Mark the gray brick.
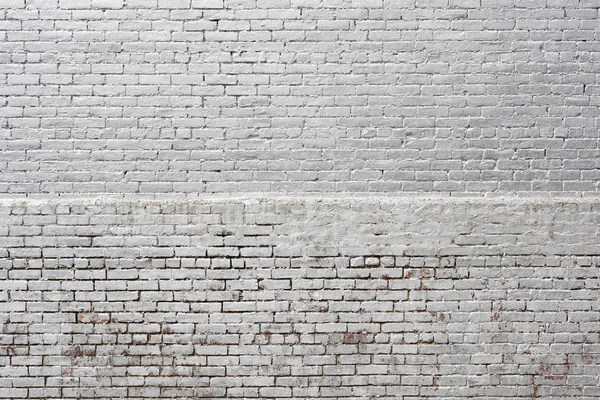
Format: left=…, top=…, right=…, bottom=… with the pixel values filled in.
left=0, top=0, right=598, bottom=395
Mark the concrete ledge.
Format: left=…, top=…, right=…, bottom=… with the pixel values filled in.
left=1, top=196, right=598, bottom=257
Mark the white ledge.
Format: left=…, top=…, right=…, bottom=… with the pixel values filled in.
left=0, top=193, right=600, bottom=206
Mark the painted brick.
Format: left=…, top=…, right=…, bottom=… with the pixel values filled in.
left=0, top=2, right=598, bottom=196
left=1, top=0, right=599, bottom=396
left=0, top=198, right=599, bottom=398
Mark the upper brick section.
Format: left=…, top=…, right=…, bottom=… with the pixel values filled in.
left=1, top=0, right=599, bottom=196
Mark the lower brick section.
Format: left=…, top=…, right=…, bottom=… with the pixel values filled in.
left=0, top=197, right=599, bottom=399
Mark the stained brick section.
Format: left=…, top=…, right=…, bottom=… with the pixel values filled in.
left=0, top=198, right=599, bottom=399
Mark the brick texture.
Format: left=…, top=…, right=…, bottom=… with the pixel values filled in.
left=1, top=0, right=600, bottom=398
left=1, top=198, right=600, bottom=399
left=0, top=0, right=599, bottom=196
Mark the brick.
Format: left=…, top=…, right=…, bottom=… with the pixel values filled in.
left=0, top=0, right=598, bottom=395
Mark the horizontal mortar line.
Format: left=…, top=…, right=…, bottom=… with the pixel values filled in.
left=1, top=193, right=600, bottom=206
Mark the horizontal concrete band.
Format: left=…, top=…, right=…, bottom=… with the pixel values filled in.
left=1, top=196, right=599, bottom=257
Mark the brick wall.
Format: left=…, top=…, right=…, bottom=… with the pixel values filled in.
left=1, top=0, right=599, bottom=196
left=1, top=198, right=600, bottom=398
left=1, top=0, right=600, bottom=399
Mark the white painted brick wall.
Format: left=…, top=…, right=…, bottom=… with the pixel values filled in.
left=0, top=0, right=599, bottom=196
left=1, top=198, right=600, bottom=399
left=1, top=0, right=600, bottom=398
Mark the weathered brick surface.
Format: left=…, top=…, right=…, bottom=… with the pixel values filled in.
left=1, top=198, right=599, bottom=399
left=0, top=1, right=599, bottom=196
left=2, top=0, right=600, bottom=398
